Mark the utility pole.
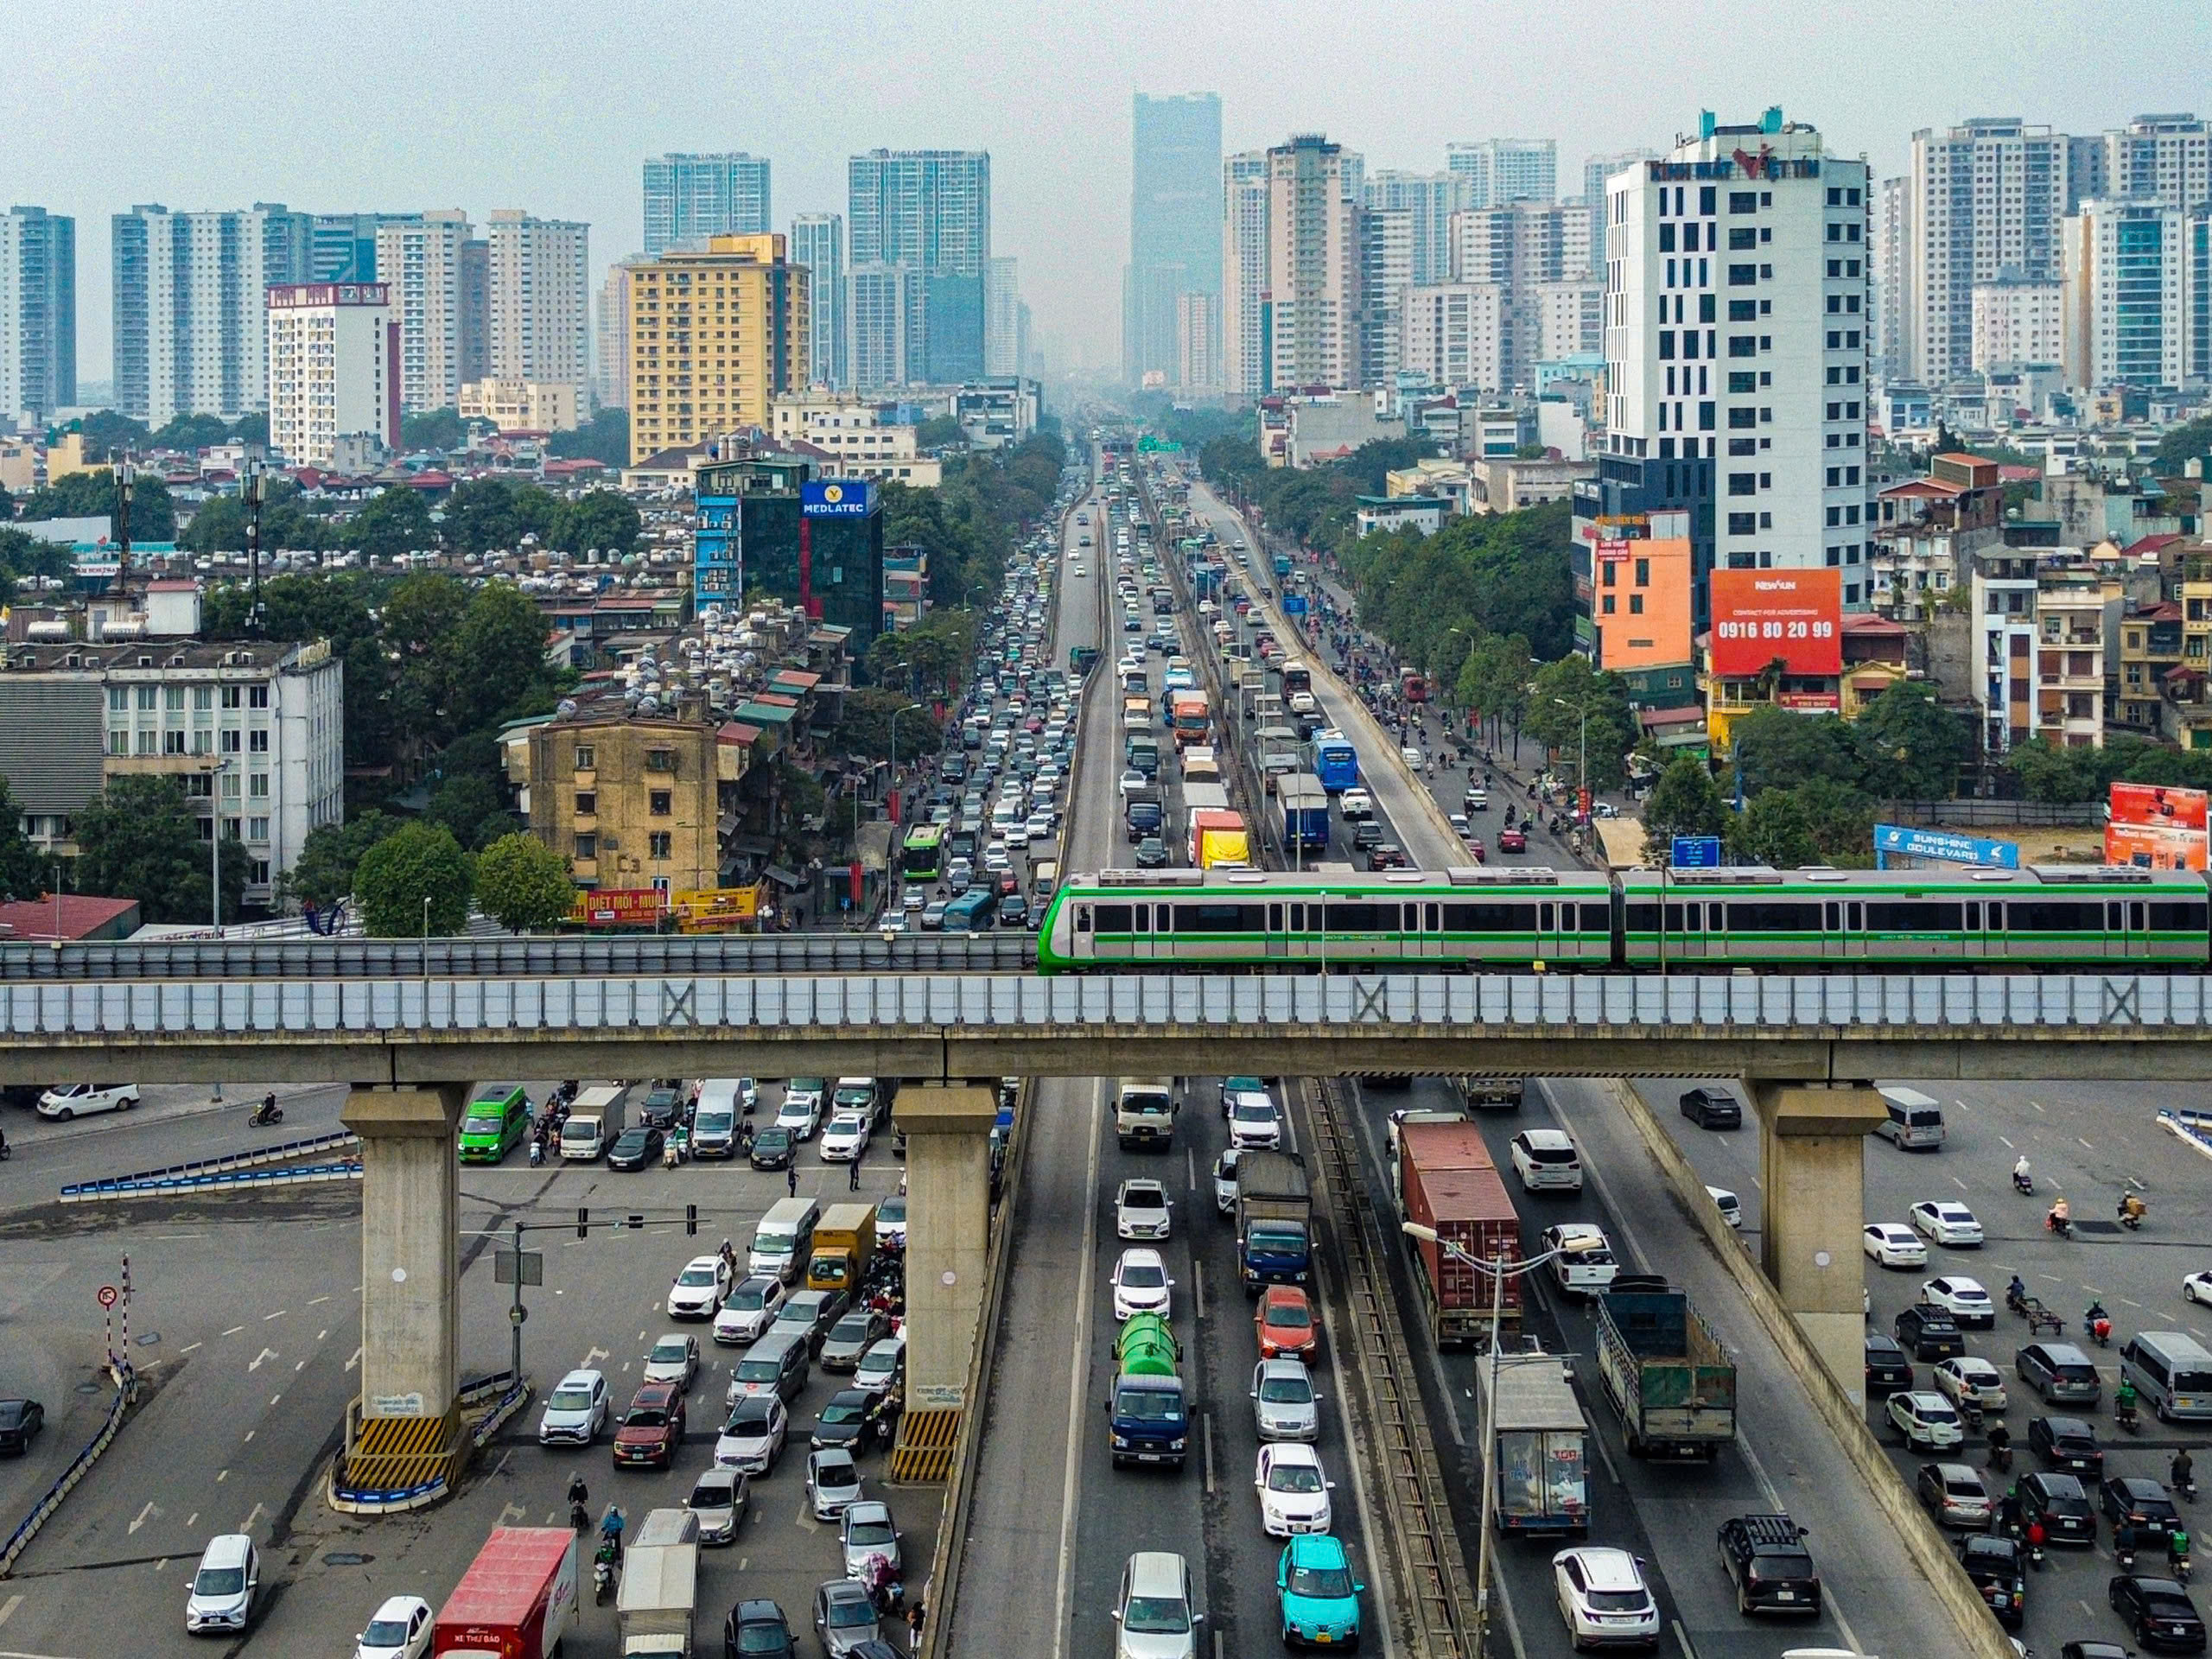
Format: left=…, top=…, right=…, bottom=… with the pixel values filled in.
left=242, top=456, right=268, bottom=638
left=111, top=460, right=136, bottom=601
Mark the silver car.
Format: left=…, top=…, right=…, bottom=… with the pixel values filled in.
left=683, top=1465, right=747, bottom=1545
left=536, top=1368, right=607, bottom=1446
left=807, top=1446, right=864, bottom=1521
left=818, top=1309, right=891, bottom=1373
left=715, top=1395, right=787, bottom=1474
left=838, top=1500, right=901, bottom=1580
left=1250, top=1358, right=1322, bottom=1443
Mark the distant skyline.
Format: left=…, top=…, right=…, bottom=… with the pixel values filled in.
left=11, top=0, right=2205, bottom=387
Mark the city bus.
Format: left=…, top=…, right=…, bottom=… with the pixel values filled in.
left=1306, top=729, right=1359, bottom=793
left=1280, top=659, right=1313, bottom=698
left=901, top=824, right=946, bottom=882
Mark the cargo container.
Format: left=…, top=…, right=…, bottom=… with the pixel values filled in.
left=1593, top=1276, right=1738, bottom=1459
left=1275, top=775, right=1330, bottom=854
left=1402, top=1151, right=1523, bottom=1347
left=433, top=1528, right=580, bottom=1659
left=1188, top=809, right=1250, bottom=870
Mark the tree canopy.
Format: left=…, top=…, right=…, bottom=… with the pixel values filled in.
left=354, top=821, right=475, bottom=937
left=346, top=485, right=435, bottom=562
left=0, top=776, right=51, bottom=901
left=1522, top=656, right=1639, bottom=792
left=399, top=408, right=469, bottom=452
left=72, top=776, right=245, bottom=925
left=474, top=832, right=575, bottom=933
left=547, top=408, right=629, bottom=467
left=18, top=468, right=175, bottom=542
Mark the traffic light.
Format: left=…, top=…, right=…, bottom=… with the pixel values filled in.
left=576, top=1206, right=588, bottom=1239
left=686, top=1204, right=698, bottom=1236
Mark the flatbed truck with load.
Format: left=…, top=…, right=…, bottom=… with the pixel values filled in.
left=1235, top=1148, right=1312, bottom=1294
left=1593, top=1275, right=1738, bottom=1459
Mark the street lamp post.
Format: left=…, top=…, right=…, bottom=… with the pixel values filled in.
left=1402, top=1221, right=1602, bottom=1652
left=1552, top=696, right=1588, bottom=804
left=241, top=457, right=269, bottom=638
left=887, top=702, right=924, bottom=829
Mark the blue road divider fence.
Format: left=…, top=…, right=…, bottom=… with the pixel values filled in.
left=59, top=1129, right=362, bottom=1202
left=0, top=1363, right=137, bottom=1577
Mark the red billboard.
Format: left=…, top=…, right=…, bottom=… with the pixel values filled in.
left=1708, top=569, right=1842, bottom=677
left=2107, top=782, right=2209, bottom=871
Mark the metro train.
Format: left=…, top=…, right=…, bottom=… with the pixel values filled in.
left=1032, top=861, right=2212, bottom=973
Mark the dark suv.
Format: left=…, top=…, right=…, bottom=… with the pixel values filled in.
left=2029, top=1415, right=2104, bottom=1476
left=1955, top=1534, right=2027, bottom=1627
left=2018, top=1342, right=2102, bottom=1405
left=2108, top=1575, right=2207, bottom=1653
left=1678, top=1087, right=1742, bottom=1129
left=2019, top=1471, right=2096, bottom=1543
left=1894, top=1302, right=1965, bottom=1362
left=1716, top=1513, right=1821, bottom=1616
left=1864, top=1333, right=1914, bottom=1394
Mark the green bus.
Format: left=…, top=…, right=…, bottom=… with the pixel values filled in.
left=901, top=824, right=946, bottom=881
left=457, top=1083, right=530, bottom=1163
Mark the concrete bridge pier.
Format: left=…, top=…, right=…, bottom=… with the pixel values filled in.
left=1750, top=1082, right=1888, bottom=1406
left=890, top=1082, right=997, bottom=1479
left=337, top=1083, right=469, bottom=1496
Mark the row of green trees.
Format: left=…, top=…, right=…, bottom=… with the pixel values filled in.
left=882, top=431, right=1066, bottom=611
left=1199, top=431, right=1432, bottom=550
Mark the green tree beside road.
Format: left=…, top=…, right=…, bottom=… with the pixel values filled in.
left=354, top=821, right=475, bottom=937
left=72, top=777, right=245, bottom=925
left=474, top=832, right=575, bottom=933
left=0, top=777, right=51, bottom=900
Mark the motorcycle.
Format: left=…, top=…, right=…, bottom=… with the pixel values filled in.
left=1987, top=1441, right=2013, bottom=1473
left=2012, top=1169, right=2035, bottom=1196
left=1956, top=1398, right=1985, bottom=1433
left=2120, top=1196, right=2148, bottom=1231
left=2087, top=1310, right=2112, bottom=1348
left=2026, top=1530, right=2047, bottom=1572
left=530, top=1140, right=544, bottom=1167
left=2118, top=1400, right=2143, bottom=1435
left=249, top=1098, right=284, bottom=1127
left=2045, top=1210, right=2072, bottom=1240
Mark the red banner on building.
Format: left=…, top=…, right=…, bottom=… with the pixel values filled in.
left=569, top=887, right=670, bottom=927
left=1708, top=569, right=1842, bottom=677
left=2107, top=782, right=2209, bottom=870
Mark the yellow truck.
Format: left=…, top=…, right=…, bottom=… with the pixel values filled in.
left=807, top=1202, right=877, bottom=1294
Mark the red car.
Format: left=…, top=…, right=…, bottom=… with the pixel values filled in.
left=1497, top=827, right=1527, bottom=855
left=613, top=1382, right=685, bottom=1468
left=1255, top=1285, right=1319, bottom=1363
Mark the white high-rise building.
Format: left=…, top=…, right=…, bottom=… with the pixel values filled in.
left=2063, top=199, right=2199, bottom=390
left=372, top=209, right=470, bottom=415
left=1531, top=280, right=1604, bottom=360
left=0, top=206, right=73, bottom=423
left=1363, top=170, right=1470, bottom=287
left=265, top=282, right=397, bottom=468
left=847, top=262, right=922, bottom=391
left=1446, top=138, right=1559, bottom=208
left=486, top=211, right=589, bottom=402
left=1401, top=283, right=1504, bottom=390
left=985, top=256, right=1021, bottom=376
left=1872, top=176, right=1907, bottom=383
left=642, top=153, right=772, bottom=256
left=1972, top=274, right=2065, bottom=372
left=1904, top=118, right=2075, bottom=384
left=111, top=203, right=313, bottom=425
left=1602, top=111, right=1872, bottom=607
left=1449, top=200, right=1595, bottom=380
left=594, top=257, right=644, bottom=411
left=2100, top=114, right=2211, bottom=214
left=1222, top=149, right=1270, bottom=399
left=1357, top=207, right=1410, bottom=386
left=791, top=213, right=846, bottom=389
left=1267, top=135, right=1360, bottom=391
left=1582, top=149, right=1660, bottom=269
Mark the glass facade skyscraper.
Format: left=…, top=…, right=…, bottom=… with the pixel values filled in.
left=847, top=149, right=990, bottom=384
left=1125, top=92, right=1222, bottom=386
left=643, top=154, right=772, bottom=257
left=791, top=213, right=846, bottom=389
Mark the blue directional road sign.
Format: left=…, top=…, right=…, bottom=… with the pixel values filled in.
left=1872, top=823, right=2019, bottom=870
left=1670, top=835, right=1723, bottom=868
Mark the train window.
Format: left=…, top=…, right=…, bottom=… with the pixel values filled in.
left=1581, top=903, right=1611, bottom=932
left=1402, top=904, right=1419, bottom=931
left=1865, top=901, right=1964, bottom=931
left=1442, top=901, right=1539, bottom=931
left=1624, top=902, right=1659, bottom=931
left=2150, top=901, right=2209, bottom=931
left=1288, top=904, right=1306, bottom=931
left=1092, top=904, right=1128, bottom=932
left=1961, top=903, right=1976, bottom=930
left=1425, top=903, right=1440, bottom=931
left=2131, top=902, right=2145, bottom=931
left=1687, top=903, right=1702, bottom=930
left=2107, top=902, right=2122, bottom=931
left=1176, top=902, right=1264, bottom=932
left=1269, top=904, right=1283, bottom=932
left=1077, top=905, right=1094, bottom=932
left=1824, top=903, right=1840, bottom=931
left=1725, top=900, right=1823, bottom=931
left=2007, top=901, right=2101, bottom=931
left=1849, top=901, right=1864, bottom=930
left=1328, top=902, right=1389, bottom=931
left=1131, top=905, right=1150, bottom=932
left=1663, top=903, right=1685, bottom=930
left=1538, top=903, right=1554, bottom=931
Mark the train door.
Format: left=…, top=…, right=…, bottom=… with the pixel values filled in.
left=1666, top=898, right=1710, bottom=962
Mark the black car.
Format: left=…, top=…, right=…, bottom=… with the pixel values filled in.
left=2108, top=1575, right=2208, bottom=1653
left=1863, top=1333, right=1913, bottom=1393
left=997, top=894, right=1030, bottom=929
left=2102, top=1475, right=2184, bottom=1541
left=1956, top=1534, right=2027, bottom=1627
left=1679, top=1087, right=1742, bottom=1129
left=1715, top=1513, right=1821, bottom=1616
left=810, top=1389, right=891, bottom=1452
left=2063, top=1643, right=2143, bottom=1659
left=2020, top=1470, right=2097, bottom=1543
left=640, top=1086, right=685, bottom=1130
left=724, top=1597, right=797, bottom=1659
left=1351, top=820, right=1384, bottom=850
left=1134, top=836, right=1169, bottom=868
left=2030, top=1415, right=2105, bottom=1476
left=1894, top=1302, right=1965, bottom=1362
left=749, top=1128, right=795, bottom=1171
left=0, top=1398, right=45, bottom=1455
left=607, top=1127, right=664, bottom=1172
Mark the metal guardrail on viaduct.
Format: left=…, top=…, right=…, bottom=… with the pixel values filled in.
left=0, top=971, right=2206, bottom=1085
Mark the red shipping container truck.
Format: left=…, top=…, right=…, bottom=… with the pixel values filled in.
left=433, top=1528, right=579, bottom=1659
left=1397, top=1122, right=1523, bottom=1348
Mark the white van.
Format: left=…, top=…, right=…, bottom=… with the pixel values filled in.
left=691, top=1079, right=747, bottom=1160
left=2120, top=1331, right=2212, bottom=1422
left=750, top=1197, right=822, bottom=1283
left=1874, top=1086, right=1946, bottom=1150
left=184, top=1534, right=260, bottom=1634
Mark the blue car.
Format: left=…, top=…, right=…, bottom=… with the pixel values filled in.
left=1278, top=1534, right=1363, bottom=1648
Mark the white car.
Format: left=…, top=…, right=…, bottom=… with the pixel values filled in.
left=1931, top=1356, right=2009, bottom=1412
left=1110, top=1248, right=1174, bottom=1321
left=1116, top=1179, right=1173, bottom=1240
left=712, top=1275, right=787, bottom=1345
left=353, top=1594, right=434, bottom=1659
left=1254, top=1442, right=1334, bottom=1536
left=1250, top=1358, right=1322, bottom=1444
left=1510, top=1128, right=1584, bottom=1193
left=1910, top=1201, right=1985, bottom=1248
left=37, top=1082, right=141, bottom=1120
left=667, top=1254, right=733, bottom=1320
left=1213, top=1148, right=1241, bottom=1216
left=776, top=1094, right=823, bottom=1141
left=1227, top=1096, right=1284, bottom=1151
left=1862, top=1223, right=1928, bottom=1268
left=1706, top=1186, right=1743, bottom=1230
left=1886, top=1389, right=1964, bottom=1450
left=818, top=1112, right=871, bottom=1162
left=1552, top=1547, right=1659, bottom=1650
left=1119, top=770, right=1149, bottom=798
left=1071, top=565, right=1086, bottom=577
left=1339, top=789, right=1373, bottom=820
left=537, top=1368, right=609, bottom=1446
left=874, top=1195, right=906, bottom=1250
left=1541, top=1224, right=1618, bottom=1298
left=715, top=1394, right=787, bottom=1474
left=1920, top=1275, right=1995, bottom=1327
left=2186, top=1270, right=2212, bottom=1306
left=642, top=1332, right=700, bottom=1390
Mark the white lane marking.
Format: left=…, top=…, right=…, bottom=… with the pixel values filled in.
left=1998, top=1135, right=2014, bottom=1149
left=0, top=1595, right=25, bottom=1628
left=1193, top=1260, right=1205, bottom=1321
left=1953, top=1176, right=1969, bottom=1191
left=584, top=1345, right=609, bottom=1369
left=185, top=1514, right=196, bottom=1529
left=216, top=1469, right=229, bottom=1482
left=128, top=1501, right=156, bottom=1534
left=1202, top=1410, right=1216, bottom=1495
left=262, top=1309, right=285, bottom=1320
left=2078, top=1137, right=2094, bottom=1150
left=295, top=1360, right=306, bottom=1372
left=238, top=1501, right=267, bottom=1535
left=499, top=1501, right=526, bottom=1527
left=178, top=1342, right=201, bottom=1355
left=1185, top=1146, right=1197, bottom=1192
left=219, top=1325, right=244, bottom=1338
left=1671, top=1618, right=1700, bottom=1658
left=308, top=1294, right=330, bottom=1306
left=2031, top=1101, right=2045, bottom=1113
left=248, top=1348, right=276, bottom=1372
left=1051, top=1077, right=1106, bottom=1659
left=344, top=1345, right=361, bottom=1371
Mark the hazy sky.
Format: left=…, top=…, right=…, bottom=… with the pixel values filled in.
left=15, top=0, right=2209, bottom=388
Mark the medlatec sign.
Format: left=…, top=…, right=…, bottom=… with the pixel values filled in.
left=801, top=480, right=874, bottom=518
